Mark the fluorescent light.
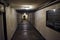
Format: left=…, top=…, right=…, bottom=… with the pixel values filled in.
left=19, top=5, right=34, bottom=10
left=53, top=9, right=56, bottom=12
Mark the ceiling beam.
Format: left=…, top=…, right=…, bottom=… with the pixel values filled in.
left=38, top=0, right=60, bottom=10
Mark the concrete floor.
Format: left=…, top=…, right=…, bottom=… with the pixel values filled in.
left=11, top=20, right=45, bottom=40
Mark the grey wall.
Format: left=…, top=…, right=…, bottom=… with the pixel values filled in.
left=27, top=13, right=35, bottom=25
left=6, top=7, right=17, bottom=40
left=17, top=13, right=22, bottom=24
left=35, top=3, right=60, bottom=40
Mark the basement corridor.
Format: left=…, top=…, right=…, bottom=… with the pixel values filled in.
left=0, top=0, right=60, bottom=40
left=11, top=20, right=45, bottom=40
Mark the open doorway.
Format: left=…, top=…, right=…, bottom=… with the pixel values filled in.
left=22, top=13, right=28, bottom=20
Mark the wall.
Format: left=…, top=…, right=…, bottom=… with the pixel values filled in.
left=27, top=13, right=35, bottom=25
left=6, top=7, right=17, bottom=40
left=35, top=3, right=60, bottom=40
left=17, top=13, right=22, bottom=25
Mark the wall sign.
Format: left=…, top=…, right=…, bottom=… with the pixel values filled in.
left=46, top=8, right=60, bottom=32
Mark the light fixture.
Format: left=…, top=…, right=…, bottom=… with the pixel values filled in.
left=53, top=9, right=56, bottom=12
left=0, top=4, right=4, bottom=12
left=20, top=5, right=34, bottom=10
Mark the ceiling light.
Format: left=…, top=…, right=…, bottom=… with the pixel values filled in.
left=53, top=9, right=56, bottom=12
left=20, top=5, right=34, bottom=10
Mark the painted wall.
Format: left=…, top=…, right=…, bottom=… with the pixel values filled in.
left=17, top=13, right=22, bottom=25
left=6, top=7, right=17, bottom=40
left=27, top=13, right=35, bottom=25
left=35, top=3, right=60, bottom=40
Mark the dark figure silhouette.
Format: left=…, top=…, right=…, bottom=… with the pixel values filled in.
left=23, top=15, right=26, bottom=20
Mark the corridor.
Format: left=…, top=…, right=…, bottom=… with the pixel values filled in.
left=0, top=0, right=60, bottom=40
left=11, top=20, right=45, bottom=40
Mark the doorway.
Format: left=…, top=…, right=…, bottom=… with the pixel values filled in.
left=0, top=4, right=7, bottom=40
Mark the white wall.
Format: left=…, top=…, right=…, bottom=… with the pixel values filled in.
left=35, top=3, right=60, bottom=40
left=6, top=7, right=17, bottom=40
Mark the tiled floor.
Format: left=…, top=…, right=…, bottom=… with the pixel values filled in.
left=11, top=20, right=45, bottom=40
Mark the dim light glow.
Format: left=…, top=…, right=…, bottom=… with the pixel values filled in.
left=53, top=9, right=56, bottom=12
left=20, top=5, right=34, bottom=10
left=22, top=13, right=28, bottom=20
left=0, top=5, right=4, bottom=12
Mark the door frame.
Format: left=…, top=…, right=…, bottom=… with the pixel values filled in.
left=0, top=3, right=7, bottom=40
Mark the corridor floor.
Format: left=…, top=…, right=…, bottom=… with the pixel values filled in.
left=11, top=20, right=45, bottom=40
